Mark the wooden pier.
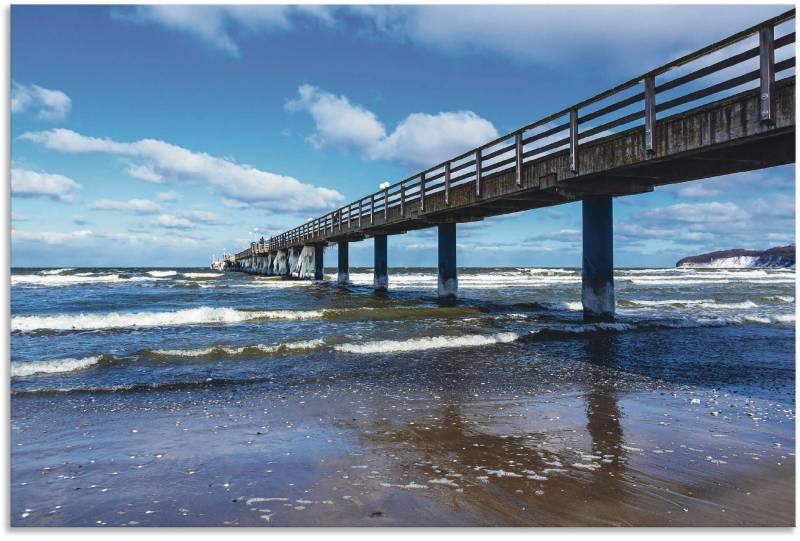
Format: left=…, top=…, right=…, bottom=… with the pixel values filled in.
left=231, top=10, right=796, bottom=321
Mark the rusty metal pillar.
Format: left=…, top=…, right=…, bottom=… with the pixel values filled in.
left=582, top=196, right=615, bottom=322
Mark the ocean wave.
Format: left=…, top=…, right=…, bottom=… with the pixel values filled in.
left=182, top=272, right=223, bottom=279
left=39, top=268, right=75, bottom=275
left=619, top=299, right=758, bottom=310
left=11, top=306, right=325, bottom=332
left=11, top=355, right=111, bottom=377
left=147, top=270, right=177, bottom=277
left=525, top=313, right=796, bottom=339
left=334, top=332, right=519, bottom=354
left=12, top=376, right=276, bottom=397
left=12, top=273, right=123, bottom=286
left=150, top=338, right=326, bottom=358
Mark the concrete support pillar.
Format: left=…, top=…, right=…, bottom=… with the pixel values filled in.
left=314, top=245, right=324, bottom=281
left=337, top=241, right=349, bottom=285
left=582, top=196, right=615, bottom=321
left=284, top=249, right=291, bottom=277
left=373, top=234, right=388, bottom=292
left=437, top=223, right=458, bottom=301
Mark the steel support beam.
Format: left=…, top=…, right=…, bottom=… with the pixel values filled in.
left=582, top=196, right=615, bottom=321
left=337, top=241, right=349, bottom=285
left=437, top=223, right=458, bottom=301
left=314, top=245, right=324, bottom=281
left=373, top=234, right=388, bottom=293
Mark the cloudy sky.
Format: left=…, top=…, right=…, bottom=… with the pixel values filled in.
left=11, top=4, right=795, bottom=268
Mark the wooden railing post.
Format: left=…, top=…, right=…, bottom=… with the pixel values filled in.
left=384, top=188, right=389, bottom=220
left=569, top=108, right=579, bottom=174
left=370, top=194, right=375, bottom=224
left=515, top=132, right=523, bottom=186
left=759, top=25, right=775, bottom=123
left=644, top=75, right=656, bottom=153
left=475, top=149, right=482, bottom=197
left=400, top=182, right=405, bottom=217
left=359, top=199, right=363, bottom=227
left=420, top=172, right=426, bottom=211
left=444, top=162, right=451, bottom=206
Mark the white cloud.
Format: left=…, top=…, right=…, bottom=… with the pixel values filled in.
left=620, top=195, right=794, bottom=252
left=12, top=228, right=202, bottom=248
left=156, top=190, right=181, bottom=202
left=115, top=5, right=328, bottom=56
left=751, top=194, right=795, bottom=219
left=12, top=82, right=72, bottom=121
left=355, top=5, right=784, bottom=72
left=640, top=201, right=749, bottom=224
left=12, top=229, right=95, bottom=245
left=286, top=84, right=386, bottom=150
left=370, top=111, right=498, bottom=166
left=286, top=85, right=498, bottom=168
left=673, top=184, right=722, bottom=198
left=176, top=209, right=229, bottom=225
left=20, top=128, right=344, bottom=212
left=11, top=168, right=82, bottom=203
left=89, top=198, right=163, bottom=215
left=152, top=214, right=194, bottom=230
left=117, top=5, right=784, bottom=71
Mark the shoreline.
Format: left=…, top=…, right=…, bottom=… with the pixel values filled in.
left=11, top=376, right=794, bottom=526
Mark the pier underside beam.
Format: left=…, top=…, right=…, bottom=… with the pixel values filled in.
left=314, top=245, right=324, bottom=280
left=337, top=241, right=349, bottom=284
left=582, top=196, right=615, bottom=322
left=373, top=234, right=388, bottom=293
left=437, top=223, right=458, bottom=301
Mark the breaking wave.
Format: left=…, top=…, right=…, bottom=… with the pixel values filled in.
left=39, top=268, right=75, bottom=275
left=12, top=273, right=124, bottom=286
left=147, top=270, right=178, bottom=277
left=11, top=355, right=113, bottom=377
left=11, top=306, right=325, bottom=332
left=333, top=332, right=519, bottom=354
left=149, top=338, right=326, bottom=358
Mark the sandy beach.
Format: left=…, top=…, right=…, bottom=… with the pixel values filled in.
left=11, top=354, right=794, bottom=526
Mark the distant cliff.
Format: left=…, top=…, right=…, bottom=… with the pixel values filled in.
left=676, top=245, right=795, bottom=268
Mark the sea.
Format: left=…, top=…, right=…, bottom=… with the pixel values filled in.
left=10, top=266, right=797, bottom=526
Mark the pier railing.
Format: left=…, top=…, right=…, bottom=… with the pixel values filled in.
left=239, top=9, right=795, bottom=260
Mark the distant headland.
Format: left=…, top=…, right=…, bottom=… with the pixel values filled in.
left=676, top=245, right=795, bottom=268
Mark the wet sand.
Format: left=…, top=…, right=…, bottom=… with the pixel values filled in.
left=11, top=375, right=794, bottom=527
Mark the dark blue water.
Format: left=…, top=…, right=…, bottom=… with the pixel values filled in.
left=10, top=266, right=796, bottom=402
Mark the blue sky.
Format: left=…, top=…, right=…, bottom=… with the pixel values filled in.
left=11, top=4, right=795, bottom=268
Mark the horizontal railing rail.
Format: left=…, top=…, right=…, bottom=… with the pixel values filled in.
left=235, top=9, right=795, bottom=260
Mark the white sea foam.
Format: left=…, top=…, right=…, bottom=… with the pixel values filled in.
left=11, top=356, right=104, bottom=377
left=152, top=339, right=326, bottom=357
left=334, top=332, right=518, bottom=354
left=147, top=270, right=177, bottom=277
left=12, top=274, right=123, bottom=286
left=623, top=299, right=711, bottom=307
left=182, top=272, right=223, bottom=279
left=11, top=306, right=326, bottom=332
left=39, top=268, right=74, bottom=275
